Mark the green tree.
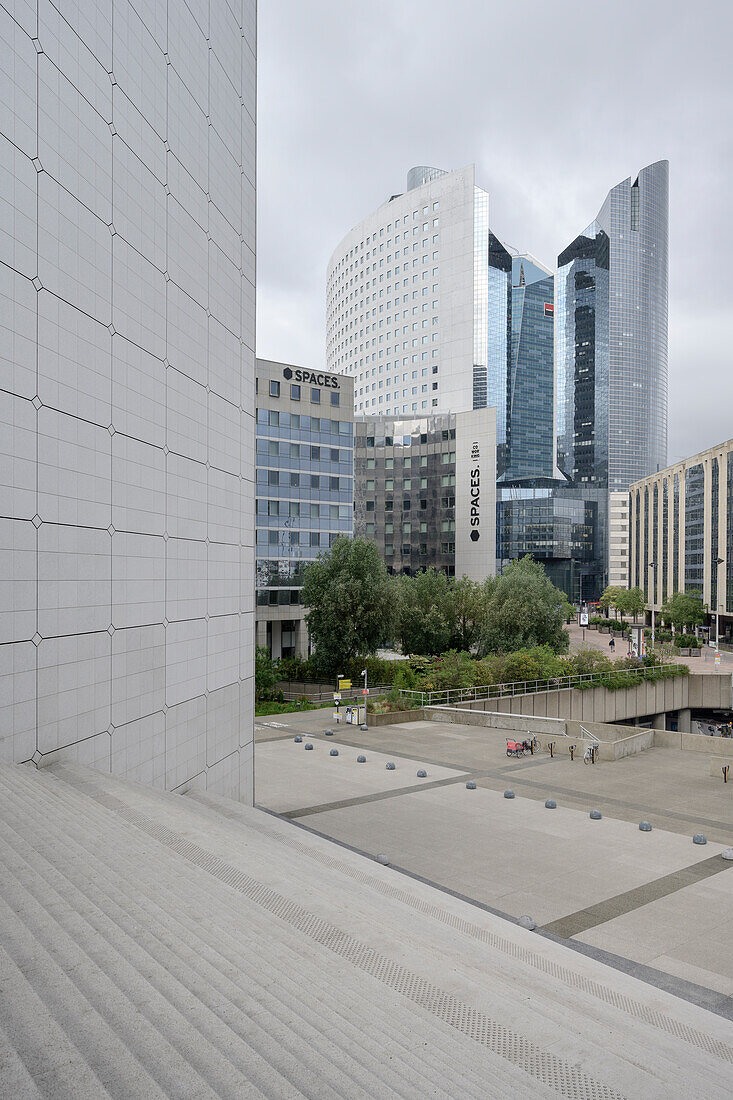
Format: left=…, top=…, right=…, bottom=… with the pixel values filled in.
left=397, top=569, right=453, bottom=655
left=615, top=586, right=645, bottom=621
left=255, top=646, right=279, bottom=701
left=447, top=575, right=490, bottom=651
left=599, top=585, right=623, bottom=619
left=301, top=536, right=395, bottom=674
left=625, top=586, right=646, bottom=620
left=478, top=557, right=569, bottom=655
left=660, top=591, right=705, bottom=632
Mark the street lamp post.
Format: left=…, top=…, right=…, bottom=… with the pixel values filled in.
left=360, top=667, right=368, bottom=731
left=647, top=561, right=656, bottom=646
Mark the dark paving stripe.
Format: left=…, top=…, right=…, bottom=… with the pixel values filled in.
left=498, top=774, right=733, bottom=834
left=542, top=854, right=733, bottom=938
left=498, top=755, right=552, bottom=772
left=281, top=772, right=480, bottom=819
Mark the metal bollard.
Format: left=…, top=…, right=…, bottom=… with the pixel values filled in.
left=549, top=741, right=555, bottom=758
left=724, top=765, right=729, bottom=783
left=569, top=745, right=575, bottom=761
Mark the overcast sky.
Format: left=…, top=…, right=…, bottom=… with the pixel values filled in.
left=256, top=0, right=732, bottom=463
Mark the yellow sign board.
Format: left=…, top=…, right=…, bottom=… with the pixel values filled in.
left=338, top=679, right=352, bottom=690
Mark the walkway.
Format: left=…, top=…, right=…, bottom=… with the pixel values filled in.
left=255, top=710, right=733, bottom=1012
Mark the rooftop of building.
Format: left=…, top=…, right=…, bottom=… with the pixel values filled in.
left=630, top=437, right=733, bottom=489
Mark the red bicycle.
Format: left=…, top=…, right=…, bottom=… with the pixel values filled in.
left=506, top=737, right=538, bottom=757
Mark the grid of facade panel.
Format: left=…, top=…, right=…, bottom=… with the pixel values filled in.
left=255, top=361, right=354, bottom=658
left=0, top=0, right=257, bottom=802
left=354, top=416, right=459, bottom=576
left=630, top=438, right=733, bottom=636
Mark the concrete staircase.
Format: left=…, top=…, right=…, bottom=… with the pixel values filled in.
left=0, top=762, right=731, bottom=1099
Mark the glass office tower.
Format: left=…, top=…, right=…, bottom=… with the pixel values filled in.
left=555, top=160, right=669, bottom=595
left=506, top=257, right=555, bottom=479
left=557, top=160, right=669, bottom=492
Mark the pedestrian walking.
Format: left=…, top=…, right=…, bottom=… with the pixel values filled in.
left=608, top=636, right=615, bottom=651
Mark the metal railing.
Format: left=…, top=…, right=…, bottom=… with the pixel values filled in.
left=396, top=663, right=680, bottom=709
left=580, top=725, right=600, bottom=743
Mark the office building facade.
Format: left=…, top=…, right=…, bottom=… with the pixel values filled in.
left=556, top=160, right=669, bottom=596
left=556, top=160, right=669, bottom=493
left=608, top=491, right=630, bottom=588
left=505, top=256, right=555, bottom=480
left=255, top=360, right=354, bottom=658
left=354, top=408, right=496, bottom=581
left=630, top=439, right=733, bottom=636
left=327, top=165, right=506, bottom=419
left=1, top=0, right=257, bottom=801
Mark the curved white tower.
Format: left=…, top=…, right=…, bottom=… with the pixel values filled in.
left=327, top=165, right=494, bottom=417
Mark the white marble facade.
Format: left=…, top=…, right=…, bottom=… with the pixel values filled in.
left=0, top=0, right=256, bottom=802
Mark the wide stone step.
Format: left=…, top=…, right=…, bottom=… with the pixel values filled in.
left=0, top=768, right=498, bottom=1098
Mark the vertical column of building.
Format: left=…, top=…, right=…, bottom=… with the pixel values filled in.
left=0, top=0, right=256, bottom=801
left=677, top=469, right=686, bottom=596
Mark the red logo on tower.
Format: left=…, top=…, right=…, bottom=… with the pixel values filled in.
left=544, top=303, right=554, bottom=317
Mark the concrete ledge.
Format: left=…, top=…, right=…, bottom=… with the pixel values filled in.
left=366, top=708, right=425, bottom=726
left=654, top=731, right=733, bottom=756
left=425, top=706, right=565, bottom=736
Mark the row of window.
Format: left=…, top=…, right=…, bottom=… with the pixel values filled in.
left=363, top=486, right=455, bottom=512
left=256, top=470, right=351, bottom=492
left=256, top=439, right=350, bottom=463
left=256, top=409, right=352, bottom=434
left=256, top=500, right=352, bottom=519
left=382, top=543, right=455, bottom=556
left=362, top=520, right=455, bottom=534
left=264, top=379, right=340, bottom=407
left=257, top=590, right=302, bottom=606
left=256, top=529, right=334, bottom=547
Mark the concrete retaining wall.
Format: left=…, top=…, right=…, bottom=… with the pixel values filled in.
left=653, top=730, right=733, bottom=755
left=464, top=673, right=731, bottom=725
left=709, top=756, right=733, bottom=778
left=367, top=709, right=424, bottom=727
left=424, top=707, right=565, bottom=736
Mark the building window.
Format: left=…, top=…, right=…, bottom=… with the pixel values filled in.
left=269, top=380, right=280, bottom=397
left=311, top=388, right=320, bottom=403
left=330, top=391, right=340, bottom=406
left=290, top=384, right=300, bottom=400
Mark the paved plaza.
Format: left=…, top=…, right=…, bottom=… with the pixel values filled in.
left=255, top=709, right=733, bottom=1013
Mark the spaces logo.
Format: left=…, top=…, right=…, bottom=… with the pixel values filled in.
left=283, top=366, right=339, bottom=389
left=470, top=441, right=481, bottom=542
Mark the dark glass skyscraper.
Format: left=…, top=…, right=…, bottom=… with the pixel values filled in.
left=556, top=161, right=669, bottom=492
left=506, top=257, right=555, bottom=479
left=555, top=160, right=669, bottom=596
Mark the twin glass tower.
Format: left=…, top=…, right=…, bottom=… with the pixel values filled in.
left=328, top=161, right=669, bottom=598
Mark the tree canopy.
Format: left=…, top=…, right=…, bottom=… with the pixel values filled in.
left=660, top=591, right=705, bottom=630
left=477, top=556, right=569, bottom=655
left=396, top=571, right=489, bottom=655
left=301, top=536, right=395, bottom=674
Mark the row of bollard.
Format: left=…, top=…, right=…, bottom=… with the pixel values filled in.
left=296, top=730, right=715, bottom=845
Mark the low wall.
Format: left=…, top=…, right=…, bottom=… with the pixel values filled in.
left=461, top=673, right=731, bottom=725
left=424, top=707, right=565, bottom=736
left=366, top=709, right=424, bottom=727
left=654, top=730, right=733, bottom=755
